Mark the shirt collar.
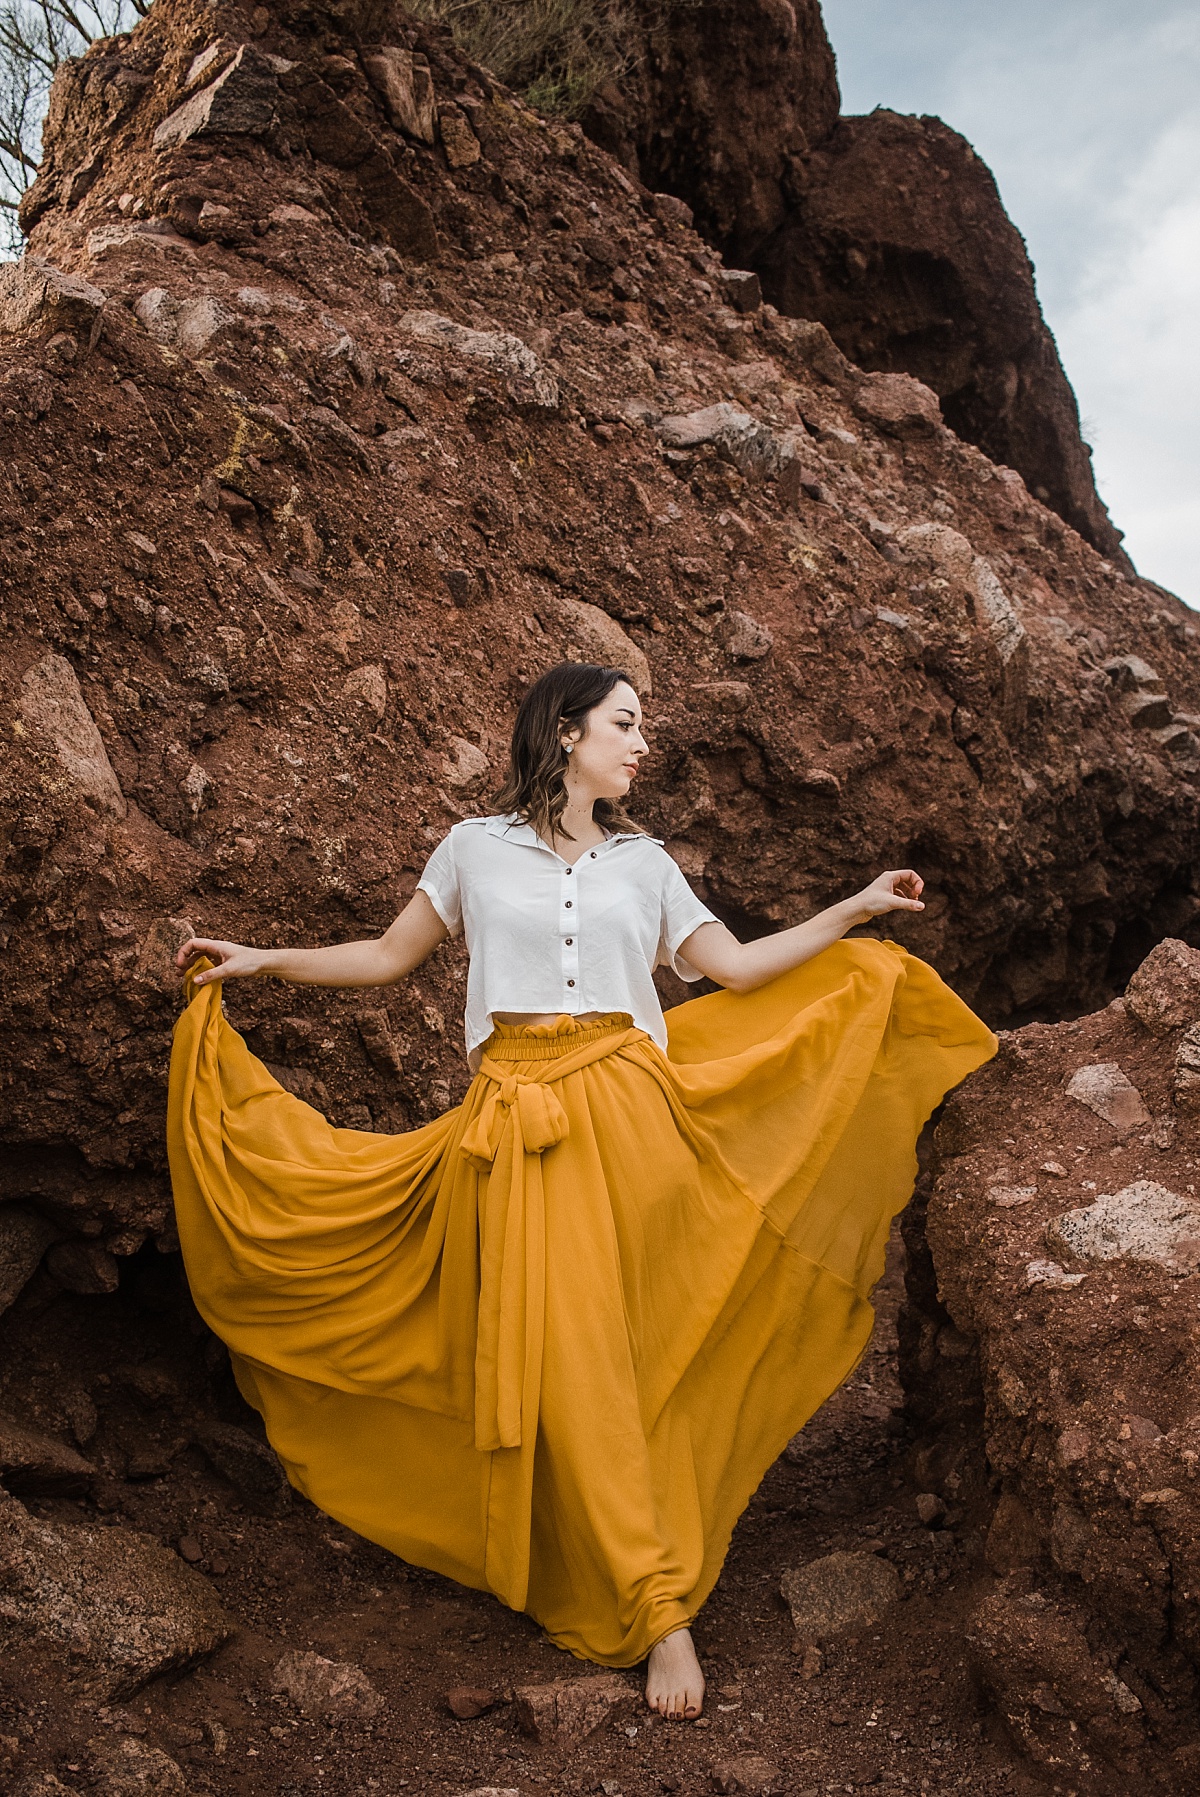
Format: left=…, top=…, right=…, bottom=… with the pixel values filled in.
left=482, top=814, right=663, bottom=854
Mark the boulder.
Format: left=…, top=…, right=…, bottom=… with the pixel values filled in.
left=0, top=1413, right=95, bottom=1495
left=439, top=104, right=481, bottom=169
left=269, top=1649, right=381, bottom=1719
left=537, top=595, right=652, bottom=698
left=0, top=1488, right=232, bottom=1696
left=513, top=1672, right=637, bottom=1746
left=909, top=944, right=1200, bottom=1779
left=655, top=401, right=800, bottom=482
left=1046, top=1181, right=1200, bottom=1274
left=968, top=1588, right=1144, bottom=1774
left=0, top=257, right=105, bottom=347
left=779, top=1549, right=900, bottom=1642
left=152, top=44, right=283, bottom=149
left=1124, top=939, right=1200, bottom=1034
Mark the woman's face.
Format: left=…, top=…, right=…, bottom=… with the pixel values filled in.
left=564, top=681, right=649, bottom=799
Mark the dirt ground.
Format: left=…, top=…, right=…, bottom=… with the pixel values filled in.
left=0, top=1225, right=1057, bottom=1797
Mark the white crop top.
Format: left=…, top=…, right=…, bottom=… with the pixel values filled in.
left=416, top=814, right=721, bottom=1070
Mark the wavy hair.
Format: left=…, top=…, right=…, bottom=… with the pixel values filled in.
left=492, top=662, right=644, bottom=843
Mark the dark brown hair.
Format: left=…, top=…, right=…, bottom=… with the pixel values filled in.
left=492, top=662, right=644, bottom=843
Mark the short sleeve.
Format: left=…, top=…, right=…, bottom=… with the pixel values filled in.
left=416, top=830, right=463, bottom=935
left=658, top=854, right=720, bottom=981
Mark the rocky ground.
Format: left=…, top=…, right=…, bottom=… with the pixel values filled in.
left=2, top=1220, right=1064, bottom=1797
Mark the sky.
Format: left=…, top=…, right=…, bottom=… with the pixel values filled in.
left=820, top=0, right=1200, bottom=608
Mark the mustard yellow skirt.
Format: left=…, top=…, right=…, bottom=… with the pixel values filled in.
left=167, top=938, right=995, bottom=1665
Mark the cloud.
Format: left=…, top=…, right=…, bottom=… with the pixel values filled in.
left=821, top=0, right=1200, bottom=604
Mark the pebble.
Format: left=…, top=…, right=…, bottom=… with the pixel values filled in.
left=176, top=1534, right=203, bottom=1564
left=446, top=1686, right=497, bottom=1719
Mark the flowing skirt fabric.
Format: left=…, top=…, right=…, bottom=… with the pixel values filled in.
left=167, top=938, right=996, bottom=1665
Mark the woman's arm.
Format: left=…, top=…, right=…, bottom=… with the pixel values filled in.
left=175, top=889, right=450, bottom=989
left=676, top=870, right=925, bottom=994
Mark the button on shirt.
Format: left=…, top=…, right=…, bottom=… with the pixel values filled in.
left=416, top=814, right=720, bottom=1070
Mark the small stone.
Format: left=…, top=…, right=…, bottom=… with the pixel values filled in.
left=193, top=1420, right=291, bottom=1515
left=87, top=1733, right=186, bottom=1796
left=176, top=1535, right=203, bottom=1564
left=1123, top=691, right=1172, bottom=729
left=398, top=310, right=558, bottom=408
left=711, top=1754, right=781, bottom=1795
left=514, top=1672, right=637, bottom=1746
left=1174, top=1023, right=1200, bottom=1112
left=19, top=654, right=127, bottom=818
left=356, top=1009, right=404, bottom=1075
left=988, top=1183, right=1036, bottom=1208
left=719, top=270, right=762, bottom=314
left=651, top=192, right=694, bottom=228
left=343, top=662, right=389, bottom=719
left=1024, top=1258, right=1085, bottom=1289
left=1125, top=938, right=1200, bottom=1034
left=269, top=1649, right=381, bottom=1719
left=363, top=46, right=437, bottom=143
left=442, top=736, right=491, bottom=788
left=724, top=610, right=773, bottom=662
left=439, top=103, right=482, bottom=168
left=1041, top=1160, right=1068, bottom=1178
left=443, top=567, right=473, bottom=605
left=853, top=371, right=942, bottom=436
left=916, top=1492, right=947, bottom=1528
left=780, top=1550, right=900, bottom=1643
left=1065, top=1062, right=1150, bottom=1132
left=446, top=1685, right=496, bottom=1719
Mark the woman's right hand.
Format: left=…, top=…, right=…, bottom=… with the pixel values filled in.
left=176, top=936, right=273, bottom=986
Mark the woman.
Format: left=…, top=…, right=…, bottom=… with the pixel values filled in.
left=170, top=662, right=995, bottom=1720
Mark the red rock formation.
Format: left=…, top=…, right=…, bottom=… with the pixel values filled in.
left=754, top=108, right=1127, bottom=564
left=2, top=0, right=1199, bottom=1268
left=904, top=938, right=1200, bottom=1786
left=577, top=0, right=1126, bottom=561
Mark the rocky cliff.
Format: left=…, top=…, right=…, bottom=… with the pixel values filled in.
left=1, top=0, right=1199, bottom=1785
left=574, top=0, right=1126, bottom=561
left=903, top=937, right=1200, bottom=1788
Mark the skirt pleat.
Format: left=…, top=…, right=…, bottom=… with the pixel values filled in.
left=167, top=937, right=995, bottom=1665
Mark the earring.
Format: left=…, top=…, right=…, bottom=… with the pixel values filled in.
left=564, top=742, right=573, bottom=754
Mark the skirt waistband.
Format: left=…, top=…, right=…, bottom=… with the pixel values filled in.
left=482, top=1012, right=635, bottom=1062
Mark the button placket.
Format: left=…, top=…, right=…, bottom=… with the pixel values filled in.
left=561, top=860, right=580, bottom=997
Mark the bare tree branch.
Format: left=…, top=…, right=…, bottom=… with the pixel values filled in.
left=0, top=0, right=147, bottom=255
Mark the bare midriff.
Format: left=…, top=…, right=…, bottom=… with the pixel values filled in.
left=492, top=1011, right=609, bottom=1028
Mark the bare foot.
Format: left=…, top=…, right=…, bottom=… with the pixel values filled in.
left=645, top=1627, right=705, bottom=1719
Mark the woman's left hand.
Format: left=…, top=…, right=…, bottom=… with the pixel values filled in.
left=852, top=869, right=925, bottom=919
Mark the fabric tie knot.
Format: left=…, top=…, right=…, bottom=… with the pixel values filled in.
left=460, top=1071, right=570, bottom=1169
